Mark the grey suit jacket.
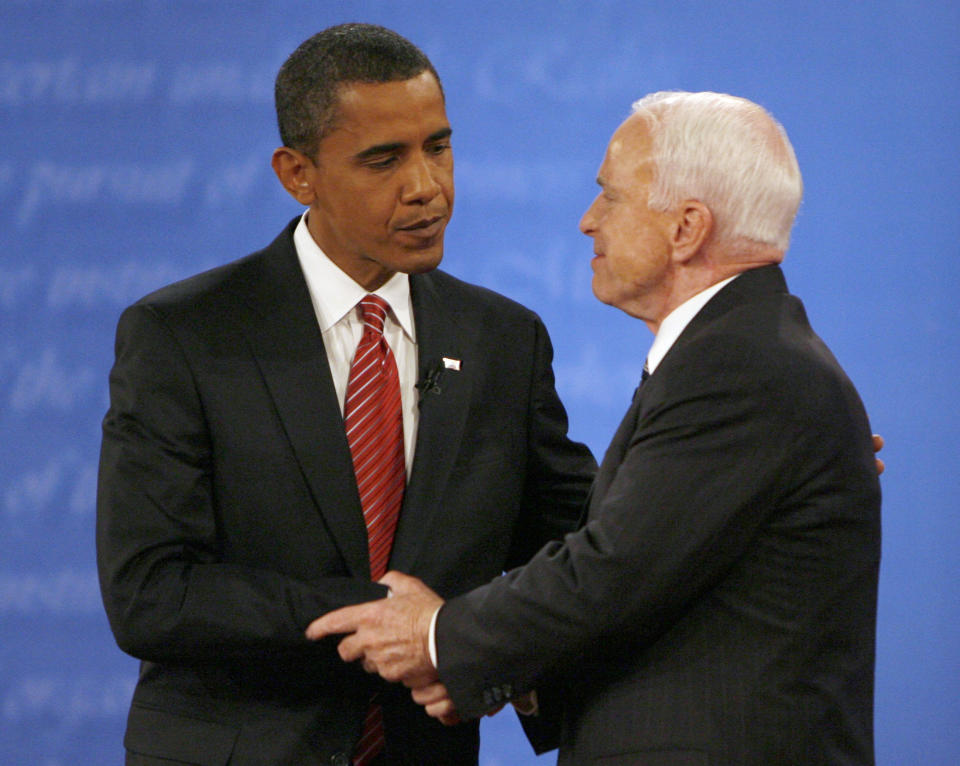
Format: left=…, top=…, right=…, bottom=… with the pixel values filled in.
left=96, top=218, right=596, bottom=765
left=437, top=265, right=881, bottom=765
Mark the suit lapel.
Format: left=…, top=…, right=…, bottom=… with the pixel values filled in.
left=226, top=222, right=371, bottom=579
left=389, top=273, right=475, bottom=572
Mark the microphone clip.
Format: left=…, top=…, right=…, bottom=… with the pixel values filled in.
left=416, top=361, right=445, bottom=400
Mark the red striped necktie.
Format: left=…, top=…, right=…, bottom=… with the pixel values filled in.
left=344, top=294, right=405, bottom=766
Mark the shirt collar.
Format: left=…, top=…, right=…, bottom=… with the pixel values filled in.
left=293, top=212, right=415, bottom=339
left=646, top=274, right=738, bottom=374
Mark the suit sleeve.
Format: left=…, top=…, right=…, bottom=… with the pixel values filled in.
left=96, top=303, right=386, bottom=663
left=436, top=331, right=878, bottom=719
left=505, top=316, right=597, bottom=568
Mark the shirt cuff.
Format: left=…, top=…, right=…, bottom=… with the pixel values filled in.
left=428, top=605, right=441, bottom=668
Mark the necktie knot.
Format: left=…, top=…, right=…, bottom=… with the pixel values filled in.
left=359, top=295, right=389, bottom=337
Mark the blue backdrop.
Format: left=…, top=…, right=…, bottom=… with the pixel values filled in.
left=3, top=1, right=958, bottom=763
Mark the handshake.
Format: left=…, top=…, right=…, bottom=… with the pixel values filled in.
left=307, top=571, right=468, bottom=726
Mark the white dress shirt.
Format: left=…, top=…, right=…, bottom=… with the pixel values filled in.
left=292, top=212, right=419, bottom=477
left=645, top=275, right=738, bottom=375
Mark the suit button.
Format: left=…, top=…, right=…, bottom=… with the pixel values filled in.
left=330, top=752, right=350, bottom=766
left=492, top=687, right=503, bottom=702
left=483, top=690, right=494, bottom=707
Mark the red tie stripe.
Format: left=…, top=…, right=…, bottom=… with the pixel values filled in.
left=344, top=294, right=405, bottom=765
left=352, top=704, right=385, bottom=766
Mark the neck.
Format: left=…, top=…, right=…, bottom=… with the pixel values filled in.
left=647, top=239, right=783, bottom=332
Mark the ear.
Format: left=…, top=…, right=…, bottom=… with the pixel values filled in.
left=271, top=146, right=318, bottom=205
left=670, top=201, right=713, bottom=263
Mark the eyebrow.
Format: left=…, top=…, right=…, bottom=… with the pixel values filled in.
left=427, top=127, right=453, bottom=143
left=354, top=128, right=453, bottom=161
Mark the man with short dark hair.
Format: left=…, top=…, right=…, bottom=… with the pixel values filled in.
left=97, top=24, right=595, bottom=765
left=310, top=92, right=882, bottom=765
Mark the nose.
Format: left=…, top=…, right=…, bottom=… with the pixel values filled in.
left=400, top=152, right=442, bottom=205
left=580, top=195, right=600, bottom=236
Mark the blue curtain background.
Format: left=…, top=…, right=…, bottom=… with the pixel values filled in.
left=2, top=1, right=957, bottom=763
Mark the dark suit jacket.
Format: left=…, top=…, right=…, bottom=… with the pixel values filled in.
left=96, top=218, right=596, bottom=765
left=437, top=265, right=881, bottom=765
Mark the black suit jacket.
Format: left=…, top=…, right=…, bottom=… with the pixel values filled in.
left=96, top=218, right=596, bottom=765
left=437, top=265, right=881, bottom=765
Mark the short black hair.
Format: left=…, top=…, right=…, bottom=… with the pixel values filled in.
left=275, top=23, right=443, bottom=157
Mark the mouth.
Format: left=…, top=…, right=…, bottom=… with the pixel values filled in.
left=397, top=215, right=445, bottom=237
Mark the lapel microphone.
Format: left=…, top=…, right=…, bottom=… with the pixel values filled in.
left=415, top=360, right=445, bottom=400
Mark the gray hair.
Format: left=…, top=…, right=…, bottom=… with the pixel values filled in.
left=631, top=91, right=802, bottom=251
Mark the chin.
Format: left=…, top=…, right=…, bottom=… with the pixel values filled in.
left=401, top=249, right=444, bottom=275
left=591, top=277, right=612, bottom=306
left=422, top=241, right=447, bottom=266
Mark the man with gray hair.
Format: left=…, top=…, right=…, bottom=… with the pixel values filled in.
left=310, top=91, right=881, bottom=765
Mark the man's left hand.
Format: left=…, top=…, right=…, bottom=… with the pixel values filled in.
left=412, top=681, right=462, bottom=726
left=305, top=571, right=442, bottom=689
left=873, top=433, right=885, bottom=475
